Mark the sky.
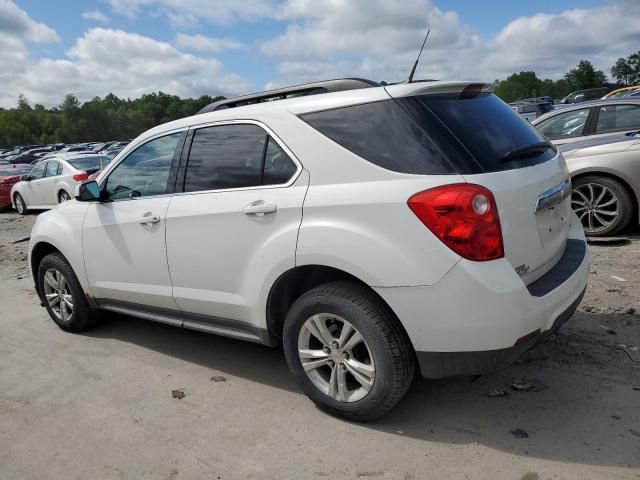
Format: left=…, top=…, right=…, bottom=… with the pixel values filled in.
left=1, top=0, right=638, bottom=108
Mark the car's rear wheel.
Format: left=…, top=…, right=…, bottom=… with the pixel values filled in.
left=282, top=281, right=415, bottom=421
left=571, top=175, right=633, bottom=237
left=58, top=190, right=71, bottom=203
left=14, top=193, right=27, bottom=215
left=38, top=252, right=96, bottom=332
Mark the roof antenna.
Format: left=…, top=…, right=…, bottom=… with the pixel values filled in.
left=408, top=28, right=430, bottom=83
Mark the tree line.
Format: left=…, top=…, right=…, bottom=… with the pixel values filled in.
left=0, top=92, right=223, bottom=148
left=494, top=51, right=640, bottom=103
left=2, top=50, right=639, bottom=148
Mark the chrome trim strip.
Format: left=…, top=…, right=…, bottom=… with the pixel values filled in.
left=535, top=177, right=571, bottom=212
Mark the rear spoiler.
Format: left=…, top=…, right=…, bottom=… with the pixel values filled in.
left=385, top=82, right=494, bottom=99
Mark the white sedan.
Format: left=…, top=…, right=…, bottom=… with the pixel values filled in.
left=11, top=154, right=110, bottom=214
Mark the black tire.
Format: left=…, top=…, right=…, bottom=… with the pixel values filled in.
left=572, top=175, right=634, bottom=237
left=37, top=252, right=97, bottom=332
left=14, top=192, right=27, bottom=215
left=282, top=281, right=415, bottom=422
left=58, top=190, right=71, bottom=203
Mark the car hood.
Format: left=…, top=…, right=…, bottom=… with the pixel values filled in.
left=559, top=134, right=638, bottom=159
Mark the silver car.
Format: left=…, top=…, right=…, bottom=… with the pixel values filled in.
left=533, top=98, right=640, bottom=145
left=557, top=133, right=640, bottom=236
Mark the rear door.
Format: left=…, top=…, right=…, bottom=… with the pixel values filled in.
left=588, top=103, right=640, bottom=142
left=165, top=122, right=306, bottom=326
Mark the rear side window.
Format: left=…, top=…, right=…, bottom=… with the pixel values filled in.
left=184, top=124, right=297, bottom=192
left=45, top=161, right=59, bottom=177
left=596, top=104, right=640, bottom=133
left=536, top=108, right=590, bottom=140
left=302, top=93, right=555, bottom=175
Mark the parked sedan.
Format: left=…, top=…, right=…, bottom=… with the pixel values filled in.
left=533, top=98, right=640, bottom=145
left=559, top=132, right=640, bottom=236
left=11, top=154, right=110, bottom=214
left=0, top=164, right=33, bottom=211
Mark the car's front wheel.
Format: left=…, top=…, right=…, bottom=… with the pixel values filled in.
left=571, top=175, right=633, bottom=237
left=14, top=192, right=27, bottom=215
left=38, top=252, right=96, bottom=332
left=283, top=281, right=415, bottom=421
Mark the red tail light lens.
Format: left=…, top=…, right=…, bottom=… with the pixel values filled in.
left=73, top=172, right=89, bottom=182
left=408, top=183, right=504, bottom=261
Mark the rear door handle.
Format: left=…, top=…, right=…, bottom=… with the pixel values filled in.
left=139, top=214, right=161, bottom=225
left=243, top=201, right=277, bottom=215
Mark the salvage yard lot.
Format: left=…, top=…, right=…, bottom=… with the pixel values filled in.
left=0, top=211, right=638, bottom=479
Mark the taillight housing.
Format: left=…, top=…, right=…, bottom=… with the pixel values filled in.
left=73, top=172, right=89, bottom=182
left=408, top=183, right=504, bottom=261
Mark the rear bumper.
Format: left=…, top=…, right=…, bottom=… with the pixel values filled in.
left=415, top=287, right=585, bottom=378
left=374, top=213, right=589, bottom=378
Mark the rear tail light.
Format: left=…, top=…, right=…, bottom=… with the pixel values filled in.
left=408, top=183, right=504, bottom=261
left=73, top=172, right=89, bottom=182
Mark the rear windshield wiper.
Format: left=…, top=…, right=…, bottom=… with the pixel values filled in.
left=501, top=142, right=554, bottom=163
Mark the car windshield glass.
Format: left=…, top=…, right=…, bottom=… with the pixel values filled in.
left=67, top=156, right=109, bottom=171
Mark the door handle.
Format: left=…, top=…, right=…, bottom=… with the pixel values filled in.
left=243, top=201, right=277, bottom=215
left=139, top=214, right=161, bottom=225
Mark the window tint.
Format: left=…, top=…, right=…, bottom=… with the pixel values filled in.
left=185, top=124, right=265, bottom=192
left=596, top=104, right=640, bottom=133
left=105, top=133, right=181, bottom=201
left=263, top=137, right=297, bottom=185
left=29, top=162, right=46, bottom=179
left=536, top=108, right=590, bottom=140
left=302, top=94, right=554, bottom=175
left=45, top=161, right=59, bottom=177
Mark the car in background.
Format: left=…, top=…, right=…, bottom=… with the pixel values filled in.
left=0, top=164, right=33, bottom=211
left=7, top=147, right=53, bottom=164
left=510, top=101, right=554, bottom=122
left=11, top=154, right=110, bottom=214
left=532, top=98, right=640, bottom=145
left=558, top=132, right=640, bottom=236
left=602, top=86, right=640, bottom=99
left=623, top=89, right=640, bottom=97
left=557, top=87, right=609, bottom=105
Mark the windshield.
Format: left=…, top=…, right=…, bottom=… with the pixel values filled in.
left=0, top=166, right=32, bottom=176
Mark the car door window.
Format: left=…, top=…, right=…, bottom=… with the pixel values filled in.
left=536, top=108, right=590, bottom=140
left=45, top=161, right=59, bottom=177
left=104, top=132, right=182, bottom=201
left=184, top=124, right=265, bottom=192
left=29, top=163, right=46, bottom=179
left=596, top=104, right=640, bottom=133
left=263, top=136, right=297, bottom=185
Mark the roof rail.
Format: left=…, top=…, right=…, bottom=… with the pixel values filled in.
left=197, top=78, right=380, bottom=114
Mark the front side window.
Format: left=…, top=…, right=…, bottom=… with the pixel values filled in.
left=184, top=124, right=297, bottom=192
left=45, top=161, right=59, bottom=177
left=536, top=108, right=590, bottom=140
left=596, top=104, right=640, bottom=133
left=104, top=133, right=182, bottom=201
left=29, top=162, right=46, bottom=179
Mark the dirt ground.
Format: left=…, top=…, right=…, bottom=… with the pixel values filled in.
left=0, top=211, right=638, bottom=480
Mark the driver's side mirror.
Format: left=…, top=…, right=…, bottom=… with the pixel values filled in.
left=21, top=175, right=31, bottom=182
left=75, top=181, right=102, bottom=202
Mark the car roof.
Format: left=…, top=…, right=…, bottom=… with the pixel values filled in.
left=532, top=97, right=640, bottom=124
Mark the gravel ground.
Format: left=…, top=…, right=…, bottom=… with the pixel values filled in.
left=0, top=211, right=638, bottom=480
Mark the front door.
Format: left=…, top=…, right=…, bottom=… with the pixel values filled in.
left=165, top=123, right=307, bottom=326
left=83, top=131, right=184, bottom=309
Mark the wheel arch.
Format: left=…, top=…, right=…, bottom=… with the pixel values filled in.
left=266, top=264, right=412, bottom=348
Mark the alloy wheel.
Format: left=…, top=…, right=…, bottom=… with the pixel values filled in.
left=297, top=313, right=375, bottom=403
left=43, top=268, right=74, bottom=322
left=15, top=194, right=25, bottom=214
left=571, top=183, right=619, bottom=234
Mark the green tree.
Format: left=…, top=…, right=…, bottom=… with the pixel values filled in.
left=564, top=60, right=607, bottom=91
left=611, top=57, right=633, bottom=85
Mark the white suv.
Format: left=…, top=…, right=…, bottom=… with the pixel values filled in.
left=28, top=80, right=589, bottom=421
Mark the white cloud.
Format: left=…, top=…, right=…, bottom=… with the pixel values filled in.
left=81, top=9, right=110, bottom=24
left=106, top=0, right=276, bottom=27
left=262, top=0, right=640, bottom=86
left=175, top=33, right=245, bottom=53
left=0, top=28, right=252, bottom=107
left=0, top=0, right=59, bottom=43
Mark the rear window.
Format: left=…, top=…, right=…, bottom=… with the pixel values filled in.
left=301, top=93, right=556, bottom=175
left=0, top=166, right=31, bottom=176
left=67, top=156, right=110, bottom=171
